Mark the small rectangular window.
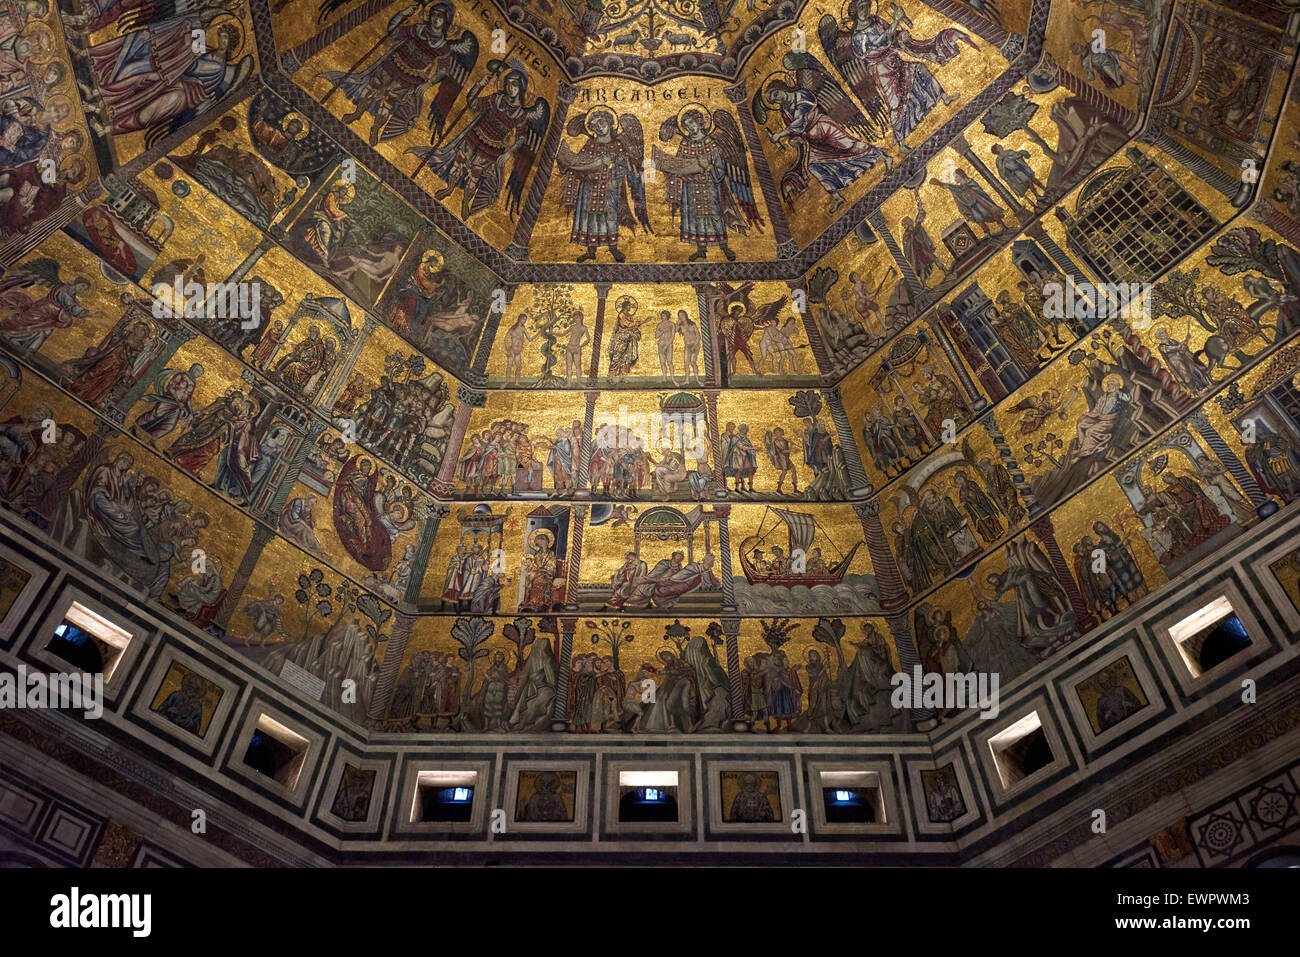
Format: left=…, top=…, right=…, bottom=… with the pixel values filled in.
left=411, top=771, right=478, bottom=823
left=47, top=603, right=132, bottom=680
left=1168, top=596, right=1252, bottom=677
left=988, top=712, right=1054, bottom=788
left=819, top=771, right=883, bottom=824
left=618, top=770, right=679, bottom=823
left=243, top=714, right=309, bottom=789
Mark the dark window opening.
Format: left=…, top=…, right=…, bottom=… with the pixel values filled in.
left=1003, top=728, right=1055, bottom=780
left=418, top=786, right=474, bottom=823
left=822, top=787, right=877, bottom=824
left=618, top=787, right=679, bottom=823
left=1197, top=614, right=1251, bottom=672
left=1020, top=731, right=1054, bottom=776
left=998, top=726, right=1055, bottom=784
left=243, top=729, right=299, bottom=784
left=47, top=622, right=105, bottom=674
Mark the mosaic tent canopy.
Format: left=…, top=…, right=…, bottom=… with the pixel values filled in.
left=4, top=0, right=1300, bottom=741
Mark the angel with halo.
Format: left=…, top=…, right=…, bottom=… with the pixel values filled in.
left=555, top=108, right=652, bottom=262
left=819, top=0, right=976, bottom=156
left=408, top=61, right=551, bottom=220
left=652, top=105, right=765, bottom=261
left=753, top=51, right=894, bottom=210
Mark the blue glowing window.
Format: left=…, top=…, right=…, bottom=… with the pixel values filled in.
left=54, top=622, right=91, bottom=644
left=644, top=788, right=662, bottom=801
left=452, top=787, right=471, bottom=802
left=834, top=790, right=852, bottom=802
left=48, top=621, right=104, bottom=673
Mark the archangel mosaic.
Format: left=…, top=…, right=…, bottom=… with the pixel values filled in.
left=4, top=0, right=1300, bottom=741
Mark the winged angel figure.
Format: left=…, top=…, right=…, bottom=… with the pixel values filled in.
left=408, top=60, right=551, bottom=221
left=319, top=2, right=478, bottom=147
left=753, top=51, right=894, bottom=210
left=819, top=0, right=977, bottom=155
left=555, top=109, right=653, bottom=262
left=651, top=106, right=765, bottom=261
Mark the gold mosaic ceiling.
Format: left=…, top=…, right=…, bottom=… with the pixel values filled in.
left=2, top=0, right=1300, bottom=737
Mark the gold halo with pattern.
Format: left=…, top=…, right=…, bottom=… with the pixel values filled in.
left=41, top=93, right=72, bottom=125
left=530, top=528, right=554, bottom=551
left=674, top=102, right=712, bottom=136
left=615, top=293, right=638, bottom=314
left=760, top=71, right=796, bottom=110
left=281, top=111, right=310, bottom=140
left=583, top=107, right=617, bottom=137
left=206, top=15, right=246, bottom=59
left=20, top=23, right=55, bottom=62
left=59, top=154, right=90, bottom=190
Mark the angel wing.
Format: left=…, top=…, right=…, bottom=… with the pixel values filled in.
left=894, top=484, right=918, bottom=516
left=751, top=295, right=786, bottom=327
left=563, top=112, right=588, bottom=139
left=506, top=95, right=552, bottom=220
left=114, top=0, right=195, bottom=32
left=711, top=110, right=765, bottom=232
left=960, top=436, right=979, bottom=469
left=616, top=113, right=652, bottom=232
left=709, top=281, right=750, bottom=319
left=1010, top=396, right=1042, bottom=414
left=657, top=113, right=683, bottom=144
left=783, top=51, right=881, bottom=141
left=427, top=31, right=480, bottom=144
left=316, top=0, right=352, bottom=22
left=818, top=14, right=890, bottom=139
left=0, top=258, right=64, bottom=293
left=555, top=116, right=592, bottom=175
left=967, top=0, right=1001, bottom=25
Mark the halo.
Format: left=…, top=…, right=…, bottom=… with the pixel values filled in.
left=331, top=180, right=356, bottom=202
left=281, top=111, right=310, bottom=140
left=616, top=294, right=638, bottom=314
left=420, top=248, right=445, bottom=270
left=207, top=15, right=245, bottom=59
left=840, top=0, right=875, bottom=26
left=761, top=71, right=796, bottom=109
left=531, top=528, right=554, bottom=550
left=38, top=58, right=68, bottom=90
left=674, top=102, right=711, bottom=136
left=1102, top=373, right=1123, bottom=392
left=583, top=107, right=616, bottom=137
left=58, top=156, right=90, bottom=189
left=21, top=23, right=54, bottom=61
left=41, top=93, right=71, bottom=122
